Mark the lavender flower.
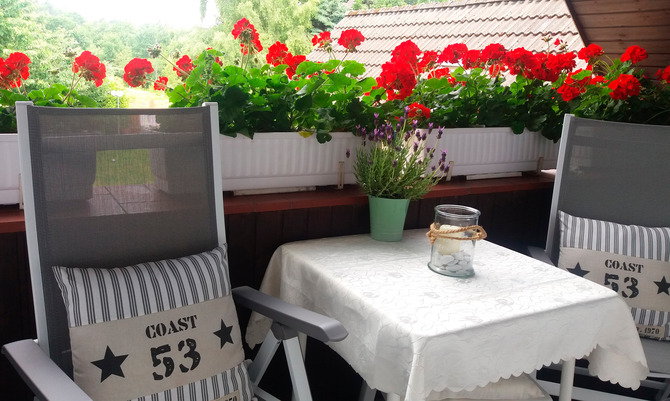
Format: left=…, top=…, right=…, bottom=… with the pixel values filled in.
left=392, top=159, right=397, bottom=168
left=437, top=126, right=444, bottom=140
left=346, top=148, right=351, bottom=158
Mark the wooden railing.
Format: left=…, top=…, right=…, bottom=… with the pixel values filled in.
left=0, top=173, right=555, bottom=400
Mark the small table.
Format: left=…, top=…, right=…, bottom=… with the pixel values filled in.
left=246, top=229, right=648, bottom=401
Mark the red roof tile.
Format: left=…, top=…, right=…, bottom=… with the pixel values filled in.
left=308, top=0, right=584, bottom=77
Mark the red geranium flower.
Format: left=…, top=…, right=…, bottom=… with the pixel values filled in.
left=503, top=47, right=538, bottom=77
left=481, top=43, right=506, bottom=62
left=338, top=29, right=365, bottom=51
left=656, top=65, right=670, bottom=84
left=153, top=76, right=168, bottom=91
left=376, top=61, right=416, bottom=101
left=0, top=52, right=31, bottom=88
left=438, top=43, right=468, bottom=64
left=267, top=42, right=291, bottom=66
left=232, top=18, right=254, bottom=40
left=418, top=51, right=439, bottom=73
left=285, top=54, right=306, bottom=79
left=427, top=67, right=453, bottom=81
left=407, top=102, right=431, bottom=120
left=557, top=84, right=581, bottom=102
left=555, top=68, right=594, bottom=101
left=546, top=52, right=576, bottom=74
left=608, top=74, right=641, bottom=100
left=232, top=18, right=262, bottom=55
left=462, top=49, right=484, bottom=69
left=72, top=51, right=106, bottom=87
left=312, top=31, right=331, bottom=48
left=577, top=44, right=603, bottom=64
left=123, top=58, right=154, bottom=87
left=174, top=55, right=194, bottom=79
left=621, top=45, right=647, bottom=64
left=391, top=40, right=422, bottom=73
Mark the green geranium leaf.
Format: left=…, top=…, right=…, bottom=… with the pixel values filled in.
left=295, top=94, right=313, bottom=112
left=326, top=72, right=353, bottom=87
left=296, top=61, right=325, bottom=76
left=75, top=95, right=98, bottom=107
left=222, top=85, right=250, bottom=109
left=321, top=59, right=341, bottom=71
left=572, top=70, right=592, bottom=80
left=340, top=61, right=366, bottom=76
left=510, top=120, right=525, bottom=134
left=247, top=77, right=267, bottom=89
left=250, top=95, right=267, bottom=106
left=313, top=91, right=332, bottom=108
left=358, top=77, right=377, bottom=93
left=316, top=130, right=333, bottom=144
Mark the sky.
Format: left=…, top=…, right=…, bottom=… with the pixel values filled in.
left=43, top=0, right=217, bottom=29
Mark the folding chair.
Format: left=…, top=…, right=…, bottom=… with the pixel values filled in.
left=2, top=101, right=347, bottom=401
left=532, top=114, right=670, bottom=401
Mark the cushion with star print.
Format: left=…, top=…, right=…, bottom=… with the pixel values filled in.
left=52, top=245, right=255, bottom=401
left=558, top=211, right=670, bottom=341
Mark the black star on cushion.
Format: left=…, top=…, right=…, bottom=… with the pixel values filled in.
left=214, top=319, right=234, bottom=348
left=91, top=346, right=128, bottom=382
left=654, top=276, right=670, bottom=295
left=567, top=262, right=590, bottom=277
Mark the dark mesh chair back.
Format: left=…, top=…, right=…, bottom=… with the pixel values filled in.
left=17, top=102, right=223, bottom=374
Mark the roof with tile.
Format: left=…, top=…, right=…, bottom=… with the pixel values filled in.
left=308, top=0, right=584, bottom=77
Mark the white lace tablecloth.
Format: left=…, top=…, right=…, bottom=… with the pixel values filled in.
left=245, top=229, right=648, bottom=401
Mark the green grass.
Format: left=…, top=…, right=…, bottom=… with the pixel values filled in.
left=93, top=89, right=168, bottom=186
left=125, top=88, right=169, bottom=108
left=94, top=149, right=155, bottom=186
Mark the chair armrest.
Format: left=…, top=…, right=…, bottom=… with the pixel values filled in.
left=2, top=339, right=93, bottom=401
left=232, top=286, right=348, bottom=343
left=527, top=246, right=555, bottom=266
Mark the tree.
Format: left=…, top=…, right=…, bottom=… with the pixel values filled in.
left=0, top=0, right=39, bottom=53
left=212, top=0, right=318, bottom=56
left=311, top=0, right=347, bottom=34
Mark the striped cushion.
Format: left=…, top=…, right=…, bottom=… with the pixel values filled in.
left=53, top=245, right=255, bottom=401
left=558, top=211, right=670, bottom=341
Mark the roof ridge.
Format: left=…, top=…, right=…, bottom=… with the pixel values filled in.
left=345, top=0, right=558, bottom=16
left=338, top=13, right=573, bottom=28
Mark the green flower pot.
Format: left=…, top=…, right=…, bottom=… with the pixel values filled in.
left=368, top=195, right=410, bottom=242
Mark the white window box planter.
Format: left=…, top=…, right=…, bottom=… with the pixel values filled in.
left=0, top=133, right=20, bottom=205
left=219, top=131, right=362, bottom=193
left=428, top=127, right=559, bottom=179
left=0, top=128, right=559, bottom=204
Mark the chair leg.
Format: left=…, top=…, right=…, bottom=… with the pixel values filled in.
left=249, top=323, right=314, bottom=401
left=558, top=358, right=576, bottom=401
left=247, top=330, right=282, bottom=389
left=282, top=336, right=313, bottom=401
left=656, top=378, right=670, bottom=401
left=359, top=381, right=377, bottom=401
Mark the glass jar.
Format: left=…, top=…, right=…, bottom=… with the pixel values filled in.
left=428, top=204, right=486, bottom=277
